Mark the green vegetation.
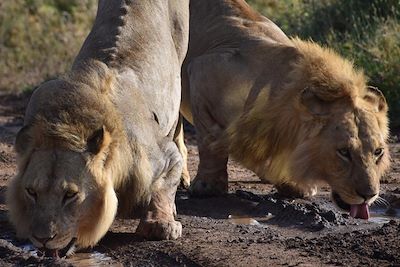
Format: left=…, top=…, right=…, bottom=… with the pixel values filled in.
left=0, top=0, right=398, bottom=127
left=0, top=0, right=96, bottom=91
left=248, top=0, right=400, bottom=128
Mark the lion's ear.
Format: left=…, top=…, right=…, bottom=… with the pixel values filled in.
left=87, top=126, right=109, bottom=154
left=300, top=88, right=332, bottom=116
left=364, top=86, right=387, bottom=113
left=15, top=125, right=33, bottom=155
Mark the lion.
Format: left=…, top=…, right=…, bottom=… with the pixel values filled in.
left=176, top=0, right=390, bottom=219
left=6, top=0, right=189, bottom=257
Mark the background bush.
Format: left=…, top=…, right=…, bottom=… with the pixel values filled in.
left=0, top=0, right=398, bottom=128
left=248, top=0, right=400, bottom=129
left=0, top=0, right=96, bottom=92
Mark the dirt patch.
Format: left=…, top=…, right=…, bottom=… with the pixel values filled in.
left=0, top=93, right=399, bottom=266
left=285, top=221, right=400, bottom=266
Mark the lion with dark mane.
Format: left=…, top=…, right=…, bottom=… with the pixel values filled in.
left=6, top=0, right=189, bottom=257
left=177, top=0, right=390, bottom=219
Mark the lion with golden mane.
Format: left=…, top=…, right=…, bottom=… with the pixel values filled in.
left=177, top=0, right=390, bottom=219
left=6, top=0, right=189, bottom=257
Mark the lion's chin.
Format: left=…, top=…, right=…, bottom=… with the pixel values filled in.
left=38, top=237, right=77, bottom=259
left=42, top=249, right=60, bottom=258
left=332, top=192, right=370, bottom=220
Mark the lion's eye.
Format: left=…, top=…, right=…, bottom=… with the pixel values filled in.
left=337, top=148, right=351, bottom=161
left=64, top=191, right=78, bottom=199
left=63, top=191, right=78, bottom=205
left=374, top=148, right=384, bottom=158
left=25, top=188, right=37, bottom=200
left=62, top=191, right=78, bottom=205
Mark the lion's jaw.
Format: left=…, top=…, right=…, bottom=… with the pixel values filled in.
left=7, top=149, right=118, bottom=252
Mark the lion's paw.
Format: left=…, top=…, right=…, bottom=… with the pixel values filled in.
left=189, top=176, right=227, bottom=197
left=136, top=220, right=182, bottom=240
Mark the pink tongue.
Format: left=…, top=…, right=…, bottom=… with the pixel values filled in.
left=350, top=203, right=370, bottom=219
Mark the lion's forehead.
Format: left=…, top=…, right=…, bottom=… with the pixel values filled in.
left=355, top=110, right=386, bottom=150
left=27, top=174, right=79, bottom=196
left=24, top=149, right=85, bottom=192
left=333, top=110, right=384, bottom=150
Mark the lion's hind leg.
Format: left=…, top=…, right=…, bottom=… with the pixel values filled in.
left=174, top=114, right=191, bottom=189
left=135, top=142, right=183, bottom=240
left=189, top=140, right=229, bottom=197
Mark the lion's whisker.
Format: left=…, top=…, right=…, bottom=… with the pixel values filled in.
left=374, top=196, right=389, bottom=208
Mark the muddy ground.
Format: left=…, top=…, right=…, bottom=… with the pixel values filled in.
left=0, top=93, right=399, bottom=267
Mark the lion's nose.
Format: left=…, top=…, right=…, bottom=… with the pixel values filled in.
left=32, top=234, right=57, bottom=246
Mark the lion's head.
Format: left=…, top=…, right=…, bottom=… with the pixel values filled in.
left=225, top=39, right=390, bottom=218
left=290, top=85, right=389, bottom=219
left=289, top=39, right=390, bottom=218
left=6, top=77, right=119, bottom=256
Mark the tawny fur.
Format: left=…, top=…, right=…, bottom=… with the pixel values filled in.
left=180, top=0, right=390, bottom=204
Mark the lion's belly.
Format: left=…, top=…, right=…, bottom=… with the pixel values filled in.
left=183, top=51, right=256, bottom=131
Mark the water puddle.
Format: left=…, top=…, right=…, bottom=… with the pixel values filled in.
left=369, top=216, right=392, bottom=224
left=67, top=252, right=123, bottom=267
left=20, top=243, right=39, bottom=257
left=228, top=203, right=400, bottom=227
left=228, top=214, right=273, bottom=226
left=18, top=242, right=122, bottom=266
left=369, top=207, right=400, bottom=224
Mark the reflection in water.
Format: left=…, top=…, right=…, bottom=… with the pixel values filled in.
left=369, top=207, right=400, bottom=224
left=18, top=243, right=122, bottom=267
left=368, top=216, right=392, bottom=224
left=67, top=252, right=123, bottom=267
left=228, top=214, right=273, bottom=226
left=228, top=207, right=400, bottom=226
left=229, top=216, right=260, bottom=226
left=20, top=243, right=38, bottom=257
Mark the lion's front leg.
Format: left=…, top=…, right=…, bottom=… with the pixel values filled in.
left=135, top=143, right=183, bottom=240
